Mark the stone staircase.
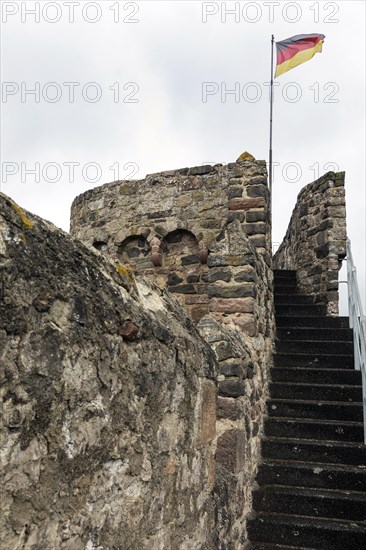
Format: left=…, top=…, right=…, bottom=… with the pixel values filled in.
left=247, top=269, right=366, bottom=549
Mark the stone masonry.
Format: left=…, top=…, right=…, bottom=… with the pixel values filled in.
left=1, top=161, right=350, bottom=549
left=0, top=193, right=217, bottom=549
left=70, top=161, right=271, bottom=327
left=274, top=171, right=347, bottom=315
left=71, top=159, right=276, bottom=547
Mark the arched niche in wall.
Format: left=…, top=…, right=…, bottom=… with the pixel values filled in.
left=162, top=229, right=200, bottom=269
left=93, top=240, right=108, bottom=252
left=117, top=235, right=152, bottom=270
left=161, top=229, right=209, bottom=323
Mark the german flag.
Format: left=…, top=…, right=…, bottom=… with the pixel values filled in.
left=275, top=34, right=325, bottom=78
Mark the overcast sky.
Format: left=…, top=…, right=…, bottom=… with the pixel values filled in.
left=1, top=0, right=365, bottom=310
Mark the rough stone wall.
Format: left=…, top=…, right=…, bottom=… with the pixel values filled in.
left=0, top=193, right=218, bottom=550
left=197, top=220, right=273, bottom=548
left=71, top=160, right=275, bottom=548
left=70, top=160, right=271, bottom=325
left=273, top=171, right=347, bottom=314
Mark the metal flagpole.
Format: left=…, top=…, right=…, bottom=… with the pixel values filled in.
left=269, top=34, right=275, bottom=218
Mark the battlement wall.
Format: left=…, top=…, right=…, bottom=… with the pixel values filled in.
left=71, top=160, right=271, bottom=329
left=274, top=171, right=347, bottom=315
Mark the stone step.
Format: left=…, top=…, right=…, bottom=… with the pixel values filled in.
left=275, top=304, right=326, bottom=317
left=247, top=513, right=366, bottom=549
left=264, top=417, right=364, bottom=443
left=253, top=485, right=366, bottom=521
left=275, top=294, right=317, bottom=305
left=276, top=340, right=354, bottom=355
left=257, top=460, right=366, bottom=493
left=274, top=270, right=297, bottom=279
left=267, top=399, right=363, bottom=422
left=274, top=283, right=298, bottom=294
left=269, top=382, right=362, bottom=403
left=248, top=544, right=316, bottom=550
left=275, top=316, right=350, bottom=329
left=276, top=327, right=353, bottom=342
left=261, top=437, right=366, bottom=465
left=254, top=270, right=366, bottom=549
left=271, top=367, right=362, bottom=386
left=274, top=353, right=354, bottom=369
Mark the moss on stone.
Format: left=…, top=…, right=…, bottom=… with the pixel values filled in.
left=114, top=261, right=136, bottom=286
left=10, top=200, right=34, bottom=229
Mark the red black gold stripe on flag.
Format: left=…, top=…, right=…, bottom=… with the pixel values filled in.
left=275, top=34, right=325, bottom=78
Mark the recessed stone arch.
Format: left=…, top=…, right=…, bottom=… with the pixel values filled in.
left=162, top=229, right=200, bottom=268
left=117, top=235, right=152, bottom=270
left=93, top=240, right=108, bottom=252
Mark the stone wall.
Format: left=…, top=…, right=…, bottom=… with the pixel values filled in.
left=71, top=160, right=275, bottom=547
left=0, top=193, right=218, bottom=550
left=70, top=160, right=271, bottom=326
left=273, top=171, right=347, bottom=314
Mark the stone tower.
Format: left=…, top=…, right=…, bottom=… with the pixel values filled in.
left=71, top=160, right=273, bottom=335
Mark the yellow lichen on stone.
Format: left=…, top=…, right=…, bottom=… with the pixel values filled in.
left=10, top=201, right=34, bottom=229
left=114, top=262, right=136, bottom=286
left=236, top=151, right=255, bottom=162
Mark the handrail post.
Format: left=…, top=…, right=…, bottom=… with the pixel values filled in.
left=346, top=238, right=366, bottom=443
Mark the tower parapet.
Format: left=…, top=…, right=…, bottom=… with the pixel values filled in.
left=71, top=160, right=272, bottom=329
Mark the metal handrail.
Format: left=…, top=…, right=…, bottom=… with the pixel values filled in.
left=346, top=238, right=366, bottom=443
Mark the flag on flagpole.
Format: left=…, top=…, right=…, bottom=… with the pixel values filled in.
left=275, top=33, right=325, bottom=78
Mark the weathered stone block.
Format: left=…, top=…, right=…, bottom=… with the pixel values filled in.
left=217, top=397, right=241, bottom=420
left=227, top=212, right=245, bottom=223
left=188, top=164, right=214, bottom=176
left=187, top=275, right=200, bottom=283
left=119, top=320, right=140, bottom=341
left=219, top=362, right=243, bottom=377
left=233, top=270, right=257, bottom=283
left=185, top=295, right=209, bottom=305
left=167, top=273, right=184, bottom=286
left=214, top=340, right=241, bottom=361
left=181, top=254, right=199, bottom=265
left=244, top=223, right=266, bottom=235
left=207, top=252, right=256, bottom=268
left=209, top=298, right=255, bottom=314
left=218, top=379, right=244, bottom=398
left=229, top=315, right=257, bottom=337
left=201, top=219, right=222, bottom=229
left=216, top=429, right=246, bottom=473
left=169, top=284, right=196, bottom=294
left=248, top=176, right=267, bottom=186
left=197, top=380, right=216, bottom=448
left=246, top=210, right=266, bottom=223
left=207, top=269, right=232, bottom=283
left=207, top=284, right=255, bottom=299
left=227, top=186, right=243, bottom=199
left=315, top=244, right=330, bottom=259
left=247, top=185, right=267, bottom=198
left=191, top=305, right=209, bottom=322
left=228, top=198, right=265, bottom=211
left=248, top=235, right=266, bottom=248
left=327, top=290, right=338, bottom=302
left=147, top=209, right=171, bottom=219
left=207, top=255, right=229, bottom=267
